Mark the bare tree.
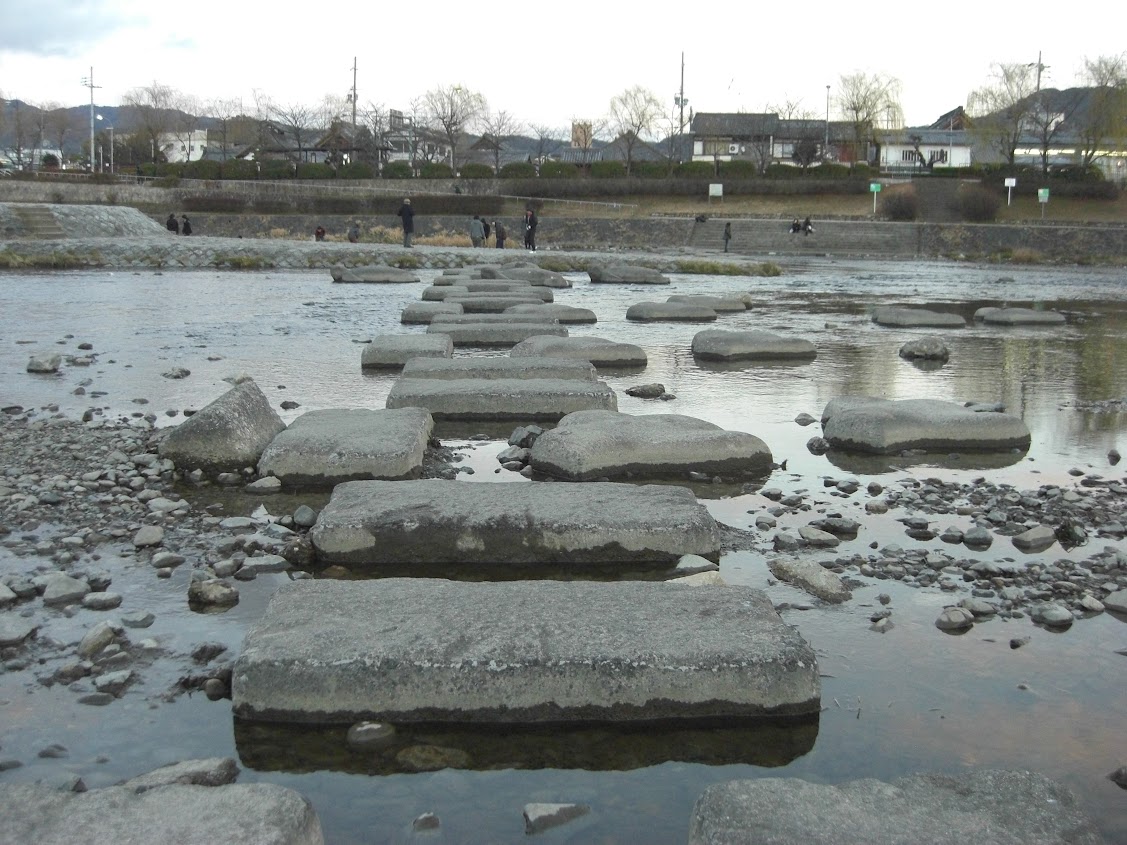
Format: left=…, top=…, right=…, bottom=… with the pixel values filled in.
left=44, top=104, right=78, bottom=162
left=768, top=99, right=821, bottom=173
left=358, top=101, right=389, bottom=168
left=270, top=101, right=319, bottom=164
left=10, top=101, right=28, bottom=167
left=479, top=109, right=523, bottom=172
left=1024, top=89, right=1085, bottom=175
left=167, top=91, right=201, bottom=163
left=607, top=85, right=664, bottom=175
left=837, top=72, right=903, bottom=166
left=122, top=81, right=177, bottom=162
left=421, top=84, right=487, bottom=171
left=529, top=123, right=565, bottom=169
left=206, top=97, right=243, bottom=161
left=966, top=63, right=1038, bottom=166
left=1075, top=54, right=1127, bottom=169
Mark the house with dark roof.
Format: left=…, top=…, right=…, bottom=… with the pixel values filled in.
left=690, top=112, right=857, bottom=170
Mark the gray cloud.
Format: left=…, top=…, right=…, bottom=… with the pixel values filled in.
left=0, top=1, right=139, bottom=55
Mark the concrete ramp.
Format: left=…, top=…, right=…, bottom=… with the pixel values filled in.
left=309, top=479, right=719, bottom=565
left=232, top=579, right=820, bottom=724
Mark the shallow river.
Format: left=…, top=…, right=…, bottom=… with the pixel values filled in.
left=1, top=259, right=1126, bottom=843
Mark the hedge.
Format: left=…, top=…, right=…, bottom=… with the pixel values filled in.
left=460, top=163, right=494, bottom=179
left=419, top=162, right=454, bottom=179
left=382, top=161, right=413, bottom=179
left=500, top=161, right=537, bottom=178
left=539, top=161, right=579, bottom=178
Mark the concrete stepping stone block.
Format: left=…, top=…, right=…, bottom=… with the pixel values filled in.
left=444, top=294, right=552, bottom=312
left=529, top=411, right=772, bottom=480
left=821, top=397, right=1031, bottom=454
left=691, top=329, right=817, bottom=361
left=331, top=264, right=420, bottom=283
left=588, top=264, right=670, bottom=284
left=871, top=306, right=966, bottom=328
left=386, top=377, right=616, bottom=419
left=233, top=578, right=819, bottom=724
left=309, top=479, right=717, bottom=565
left=425, top=322, right=568, bottom=346
left=360, top=334, right=452, bottom=369
left=511, top=336, right=647, bottom=367
left=400, top=301, right=463, bottom=324
left=257, top=408, right=433, bottom=488
left=504, top=303, right=597, bottom=323
left=667, top=294, right=748, bottom=312
left=974, top=306, right=1066, bottom=325
left=627, top=301, right=717, bottom=322
left=429, top=313, right=559, bottom=325
left=401, top=357, right=597, bottom=381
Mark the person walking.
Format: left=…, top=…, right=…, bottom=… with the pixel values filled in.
left=347, top=222, right=360, bottom=243
left=180, top=215, right=192, bottom=236
left=723, top=222, right=731, bottom=253
left=165, top=213, right=179, bottom=234
left=469, top=215, right=485, bottom=248
left=494, top=220, right=506, bottom=249
left=397, top=198, right=414, bottom=248
left=523, top=209, right=538, bottom=251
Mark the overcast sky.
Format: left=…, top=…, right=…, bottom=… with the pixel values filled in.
left=1, top=0, right=1123, bottom=134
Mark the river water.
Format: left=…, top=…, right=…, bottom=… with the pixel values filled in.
left=1, top=259, right=1126, bottom=843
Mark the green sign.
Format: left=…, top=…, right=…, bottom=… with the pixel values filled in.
left=1037, top=188, right=1050, bottom=202
left=870, top=182, right=882, bottom=192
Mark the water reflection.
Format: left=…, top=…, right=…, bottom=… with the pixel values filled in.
left=234, top=714, right=819, bottom=775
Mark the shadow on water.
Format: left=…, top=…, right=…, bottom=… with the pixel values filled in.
left=822, top=446, right=1030, bottom=475
left=234, top=713, right=819, bottom=775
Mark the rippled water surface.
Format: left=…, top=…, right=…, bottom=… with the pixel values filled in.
left=2, top=259, right=1126, bottom=843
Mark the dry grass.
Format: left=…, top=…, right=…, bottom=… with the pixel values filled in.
left=995, top=194, right=1127, bottom=224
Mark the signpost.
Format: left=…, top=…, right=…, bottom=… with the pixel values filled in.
left=869, top=182, right=881, bottom=213
left=1004, top=177, right=1017, bottom=206
left=1038, top=187, right=1049, bottom=220
left=708, top=183, right=723, bottom=205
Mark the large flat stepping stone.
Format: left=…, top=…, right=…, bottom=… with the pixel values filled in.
left=386, top=377, right=616, bottom=419
left=510, top=336, right=647, bottom=367
left=401, top=356, right=597, bottom=381
left=504, top=303, right=597, bottom=324
left=444, top=294, right=553, bottom=312
left=872, top=306, right=966, bottom=328
left=821, top=397, right=1031, bottom=454
left=331, top=264, right=420, bottom=283
left=589, top=264, right=670, bottom=284
left=0, top=782, right=323, bottom=845
left=692, top=329, right=817, bottom=361
left=158, top=380, right=286, bottom=474
left=430, top=312, right=559, bottom=325
left=359, top=334, right=452, bottom=368
left=668, top=295, right=748, bottom=313
left=480, top=265, right=572, bottom=287
left=425, top=322, right=568, bottom=346
left=626, top=301, right=718, bottom=322
left=423, top=286, right=553, bottom=304
left=233, top=578, right=819, bottom=724
left=310, top=479, right=716, bottom=565
left=529, top=411, right=772, bottom=480
left=689, top=770, right=1106, bottom=845
left=974, top=306, right=1066, bottom=325
left=400, top=301, right=463, bottom=324
left=257, top=408, right=433, bottom=488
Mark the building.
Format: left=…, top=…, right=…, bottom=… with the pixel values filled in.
left=690, top=112, right=857, bottom=170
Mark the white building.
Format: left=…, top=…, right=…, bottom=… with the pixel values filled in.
left=157, top=130, right=209, bottom=163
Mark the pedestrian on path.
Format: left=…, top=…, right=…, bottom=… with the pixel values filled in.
left=180, top=215, right=192, bottom=236
left=397, top=198, right=414, bottom=248
left=723, top=222, right=731, bottom=253
left=494, top=220, right=506, bottom=249
left=166, top=213, right=179, bottom=234
left=523, top=209, right=538, bottom=251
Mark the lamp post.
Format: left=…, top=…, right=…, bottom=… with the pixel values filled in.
left=81, top=67, right=100, bottom=172
left=824, top=85, right=830, bottom=160
left=96, top=114, right=113, bottom=174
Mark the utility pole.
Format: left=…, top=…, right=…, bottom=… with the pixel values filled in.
left=674, top=52, right=689, bottom=134
left=350, top=57, right=358, bottom=126
left=1029, top=51, right=1049, bottom=92
left=825, top=84, right=830, bottom=158
left=81, top=67, right=100, bottom=171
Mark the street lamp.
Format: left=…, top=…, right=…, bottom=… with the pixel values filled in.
left=80, top=67, right=100, bottom=172
left=824, top=85, right=830, bottom=160
left=96, top=114, right=113, bottom=174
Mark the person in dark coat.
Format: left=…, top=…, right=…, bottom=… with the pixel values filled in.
left=180, top=215, right=192, bottom=236
left=314, top=225, right=326, bottom=242
left=523, top=209, right=538, bottom=251
left=494, top=221, right=506, bottom=249
left=397, top=198, right=414, bottom=248
left=347, top=222, right=360, bottom=243
left=166, top=214, right=179, bottom=234
left=723, top=222, right=731, bottom=253
left=803, top=216, right=814, bottom=236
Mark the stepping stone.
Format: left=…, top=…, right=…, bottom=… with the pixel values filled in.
left=310, top=479, right=718, bottom=566
left=257, top=408, right=433, bottom=488
left=974, top=306, right=1066, bottom=325
left=626, top=302, right=717, bottom=322
left=401, top=356, right=597, bottom=381
left=511, top=336, right=647, bottom=367
left=689, top=770, right=1105, bottom=845
left=821, top=397, right=1031, bottom=454
left=331, top=264, right=420, bottom=283
left=360, top=334, right=452, bottom=369
left=430, top=313, right=559, bottom=325
left=400, top=301, right=463, bottom=324
left=871, top=306, right=966, bottom=328
left=480, top=265, right=572, bottom=287
left=588, top=264, right=670, bottom=284
left=444, top=294, right=552, bottom=312
left=667, top=295, right=748, bottom=313
left=158, top=380, right=286, bottom=474
left=529, top=411, right=772, bottom=480
left=504, top=303, right=597, bottom=324
left=386, top=377, right=616, bottom=420
left=0, top=782, right=322, bottom=845
left=691, top=329, right=816, bottom=361
left=425, top=322, right=568, bottom=346
left=233, top=578, right=819, bottom=724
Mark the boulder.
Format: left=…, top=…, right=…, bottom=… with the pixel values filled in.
left=821, top=397, right=1030, bottom=454
left=899, top=337, right=950, bottom=361
left=528, top=410, right=772, bottom=480
left=27, top=353, right=62, bottom=373
left=626, top=302, right=717, bottom=322
left=359, top=334, right=452, bottom=369
left=872, top=306, right=966, bottom=328
left=691, top=329, right=816, bottom=361
left=158, top=380, right=286, bottom=474
left=768, top=558, right=851, bottom=603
